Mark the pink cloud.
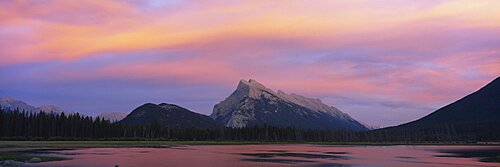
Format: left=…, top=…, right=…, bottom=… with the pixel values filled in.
left=2, top=0, right=500, bottom=64
left=2, top=0, right=500, bottom=126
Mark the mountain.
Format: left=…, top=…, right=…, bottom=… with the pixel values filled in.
left=37, top=105, right=65, bottom=113
left=0, top=97, right=38, bottom=112
left=0, top=97, right=65, bottom=114
left=120, top=103, right=221, bottom=128
left=382, top=77, right=500, bottom=138
left=98, top=112, right=127, bottom=122
left=210, top=79, right=368, bottom=131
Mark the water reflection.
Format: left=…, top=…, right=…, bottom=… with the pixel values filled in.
left=29, top=145, right=499, bottom=167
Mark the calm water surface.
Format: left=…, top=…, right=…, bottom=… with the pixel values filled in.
left=29, top=145, right=500, bottom=167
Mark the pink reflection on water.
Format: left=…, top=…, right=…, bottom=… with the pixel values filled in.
left=35, top=145, right=500, bottom=167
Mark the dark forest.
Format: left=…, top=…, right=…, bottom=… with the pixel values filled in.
left=1, top=108, right=498, bottom=143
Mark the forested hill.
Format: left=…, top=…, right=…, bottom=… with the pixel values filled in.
left=120, top=103, right=221, bottom=129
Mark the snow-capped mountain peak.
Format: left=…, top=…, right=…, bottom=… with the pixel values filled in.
left=0, top=97, right=68, bottom=114
left=237, top=79, right=277, bottom=99
left=211, top=79, right=368, bottom=130
left=37, top=104, right=65, bottom=113
left=97, top=112, right=127, bottom=122
left=0, top=97, right=37, bottom=112
left=276, top=90, right=348, bottom=118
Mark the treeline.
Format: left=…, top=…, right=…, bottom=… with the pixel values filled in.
left=0, top=108, right=121, bottom=139
left=1, top=108, right=498, bottom=142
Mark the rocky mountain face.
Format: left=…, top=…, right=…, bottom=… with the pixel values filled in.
left=210, top=79, right=368, bottom=131
left=37, top=105, right=65, bottom=113
left=98, top=112, right=127, bottom=122
left=120, top=103, right=221, bottom=129
left=0, top=97, right=65, bottom=114
left=0, top=97, right=107, bottom=119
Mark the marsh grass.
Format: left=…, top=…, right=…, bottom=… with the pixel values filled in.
left=0, top=152, right=67, bottom=163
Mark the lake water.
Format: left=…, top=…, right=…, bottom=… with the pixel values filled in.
left=28, top=145, right=500, bottom=167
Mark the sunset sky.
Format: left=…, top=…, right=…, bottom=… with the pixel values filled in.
left=1, top=0, right=499, bottom=127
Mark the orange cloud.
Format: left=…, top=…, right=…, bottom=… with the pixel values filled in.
left=95, top=56, right=240, bottom=85
left=2, top=0, right=500, bottom=65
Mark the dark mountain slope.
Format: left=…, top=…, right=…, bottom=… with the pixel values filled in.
left=400, top=77, right=499, bottom=127
left=378, top=77, right=500, bottom=141
left=120, top=103, right=221, bottom=129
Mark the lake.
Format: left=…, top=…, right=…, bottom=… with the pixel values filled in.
left=27, top=145, right=500, bottom=167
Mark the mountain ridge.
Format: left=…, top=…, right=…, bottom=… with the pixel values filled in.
left=398, top=76, right=500, bottom=127
left=0, top=97, right=65, bottom=114
left=0, top=96, right=124, bottom=121
left=120, top=103, right=221, bottom=128
left=378, top=76, right=500, bottom=138
left=210, top=79, right=368, bottom=130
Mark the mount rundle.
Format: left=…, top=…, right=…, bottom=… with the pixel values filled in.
left=210, top=79, right=368, bottom=131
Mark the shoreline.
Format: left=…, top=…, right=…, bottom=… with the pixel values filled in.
left=1, top=141, right=499, bottom=149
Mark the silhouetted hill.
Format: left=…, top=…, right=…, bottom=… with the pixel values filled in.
left=120, top=103, right=221, bottom=129
left=379, top=77, right=500, bottom=141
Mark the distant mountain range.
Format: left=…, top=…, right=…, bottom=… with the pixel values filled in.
left=120, top=103, right=221, bottom=129
left=381, top=77, right=500, bottom=137
left=0, top=97, right=66, bottom=114
left=210, top=79, right=368, bottom=131
left=97, top=112, right=128, bottom=122
left=0, top=97, right=126, bottom=121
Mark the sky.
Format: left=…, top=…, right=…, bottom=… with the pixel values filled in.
left=0, top=0, right=499, bottom=127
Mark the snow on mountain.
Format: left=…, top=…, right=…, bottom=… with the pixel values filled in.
left=0, top=97, right=69, bottom=114
left=240, top=79, right=278, bottom=98
left=210, top=79, right=369, bottom=130
left=1, top=97, right=39, bottom=113
left=97, top=112, right=128, bottom=122
left=211, top=79, right=280, bottom=124
left=37, top=104, right=65, bottom=113
left=277, top=90, right=351, bottom=119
